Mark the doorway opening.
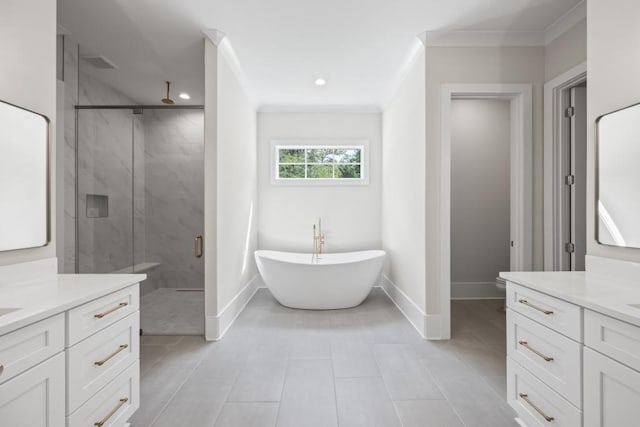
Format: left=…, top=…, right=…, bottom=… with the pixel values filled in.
left=450, top=99, right=511, bottom=300
left=439, top=84, right=534, bottom=339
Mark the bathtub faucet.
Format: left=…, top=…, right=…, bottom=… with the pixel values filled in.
left=312, top=218, right=325, bottom=262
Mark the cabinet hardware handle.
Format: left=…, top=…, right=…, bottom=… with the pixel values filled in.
left=194, top=235, right=203, bottom=258
left=94, top=397, right=129, bottom=427
left=519, top=393, right=554, bottom=422
left=0, top=364, right=3, bottom=376
left=518, top=340, right=554, bottom=362
left=518, top=299, right=554, bottom=315
left=94, top=344, right=129, bottom=366
left=94, top=302, right=128, bottom=319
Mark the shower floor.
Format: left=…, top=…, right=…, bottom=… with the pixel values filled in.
left=140, top=288, right=204, bottom=336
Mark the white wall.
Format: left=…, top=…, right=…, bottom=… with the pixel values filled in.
left=587, top=0, right=640, bottom=263
left=216, top=42, right=259, bottom=311
left=424, top=46, right=545, bottom=332
left=204, top=37, right=259, bottom=340
left=204, top=39, right=218, bottom=326
left=545, top=19, right=587, bottom=81
left=257, top=112, right=382, bottom=253
left=381, top=49, right=426, bottom=316
left=450, top=99, right=510, bottom=298
left=0, top=0, right=56, bottom=266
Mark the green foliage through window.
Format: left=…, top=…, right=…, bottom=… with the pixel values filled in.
left=276, top=146, right=362, bottom=180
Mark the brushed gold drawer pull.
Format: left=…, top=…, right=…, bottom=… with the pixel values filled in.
left=94, top=344, right=129, bottom=366
left=518, top=299, right=554, bottom=315
left=94, top=302, right=128, bottom=319
left=519, top=393, right=554, bottom=422
left=518, top=340, right=554, bottom=362
left=94, top=397, right=128, bottom=427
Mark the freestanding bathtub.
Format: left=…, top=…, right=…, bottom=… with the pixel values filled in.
left=254, top=250, right=386, bottom=310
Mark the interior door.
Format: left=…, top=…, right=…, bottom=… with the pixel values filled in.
left=570, top=86, right=587, bottom=271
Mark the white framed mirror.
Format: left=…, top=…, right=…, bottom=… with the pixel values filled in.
left=0, top=99, right=50, bottom=252
left=596, top=102, right=640, bottom=248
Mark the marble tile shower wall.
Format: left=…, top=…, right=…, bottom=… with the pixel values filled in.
left=143, top=109, right=204, bottom=290
left=63, top=37, right=144, bottom=274
left=77, top=108, right=137, bottom=273
left=62, top=37, right=78, bottom=273
left=62, top=38, right=204, bottom=291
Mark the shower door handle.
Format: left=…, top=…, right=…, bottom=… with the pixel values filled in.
left=194, top=235, right=203, bottom=258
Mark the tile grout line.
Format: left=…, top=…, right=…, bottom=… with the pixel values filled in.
left=272, top=356, right=290, bottom=426
left=146, top=339, right=215, bottom=427
left=369, top=341, right=404, bottom=426
left=329, top=355, right=341, bottom=427
left=419, top=360, right=468, bottom=427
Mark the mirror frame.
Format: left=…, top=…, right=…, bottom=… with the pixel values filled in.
left=0, top=98, right=51, bottom=252
left=595, top=101, right=640, bottom=248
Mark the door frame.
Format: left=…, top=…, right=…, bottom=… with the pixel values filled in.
left=543, top=62, right=587, bottom=271
left=439, top=84, right=533, bottom=339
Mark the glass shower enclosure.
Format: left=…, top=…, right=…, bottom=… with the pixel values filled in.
left=76, top=106, right=204, bottom=335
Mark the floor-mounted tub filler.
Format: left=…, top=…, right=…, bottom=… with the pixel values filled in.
left=254, top=250, right=386, bottom=309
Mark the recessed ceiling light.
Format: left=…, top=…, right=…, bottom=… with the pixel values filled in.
left=179, top=92, right=191, bottom=100
left=314, top=78, right=327, bottom=86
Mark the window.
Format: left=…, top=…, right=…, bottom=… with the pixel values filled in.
left=271, top=140, right=368, bottom=185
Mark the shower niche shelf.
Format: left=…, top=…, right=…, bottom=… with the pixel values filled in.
left=86, top=194, right=109, bottom=218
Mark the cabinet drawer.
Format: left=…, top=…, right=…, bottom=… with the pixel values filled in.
left=507, top=282, right=581, bottom=341
left=584, top=347, right=640, bottom=427
left=67, top=360, right=139, bottom=427
left=0, top=313, right=64, bottom=385
left=67, top=284, right=139, bottom=346
left=507, top=309, right=582, bottom=407
left=508, top=357, right=581, bottom=427
left=0, top=352, right=65, bottom=427
left=67, top=311, right=139, bottom=413
left=585, top=309, right=640, bottom=372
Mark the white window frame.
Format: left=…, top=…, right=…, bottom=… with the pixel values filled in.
left=270, top=139, right=370, bottom=185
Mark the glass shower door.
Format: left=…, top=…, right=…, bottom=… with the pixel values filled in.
left=77, top=109, right=134, bottom=274
left=76, top=107, right=205, bottom=335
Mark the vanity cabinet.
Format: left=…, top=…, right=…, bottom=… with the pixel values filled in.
left=505, top=277, right=640, bottom=427
left=0, top=352, right=65, bottom=427
left=583, top=310, right=640, bottom=427
left=506, top=283, right=582, bottom=426
left=0, top=281, right=140, bottom=427
left=583, top=347, right=640, bottom=427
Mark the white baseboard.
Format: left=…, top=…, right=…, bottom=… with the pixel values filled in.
left=425, top=314, right=445, bottom=340
left=205, top=274, right=260, bottom=341
left=255, top=275, right=266, bottom=288
left=380, top=275, right=427, bottom=339
left=451, top=281, right=505, bottom=300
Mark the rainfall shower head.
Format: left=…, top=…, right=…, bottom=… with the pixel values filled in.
left=161, top=81, right=175, bottom=105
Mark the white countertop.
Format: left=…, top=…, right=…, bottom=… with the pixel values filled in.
left=0, top=273, right=145, bottom=336
left=501, top=270, right=640, bottom=327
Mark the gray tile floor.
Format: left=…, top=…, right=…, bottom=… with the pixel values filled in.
left=131, top=289, right=516, bottom=427
left=140, top=288, right=204, bottom=335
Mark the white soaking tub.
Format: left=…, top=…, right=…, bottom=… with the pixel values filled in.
left=254, top=250, right=386, bottom=309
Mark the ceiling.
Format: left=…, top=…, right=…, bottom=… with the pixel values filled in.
left=58, top=0, right=582, bottom=108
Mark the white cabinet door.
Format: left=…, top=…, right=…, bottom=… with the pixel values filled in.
left=584, top=347, right=640, bottom=427
left=0, top=352, right=65, bottom=427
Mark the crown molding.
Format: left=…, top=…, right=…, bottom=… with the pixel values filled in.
left=422, top=30, right=545, bottom=47
left=258, top=104, right=381, bottom=114
left=422, top=1, right=586, bottom=48
left=544, top=0, right=586, bottom=45
left=203, top=28, right=256, bottom=109
left=202, top=29, right=227, bottom=46
left=379, top=36, right=424, bottom=110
